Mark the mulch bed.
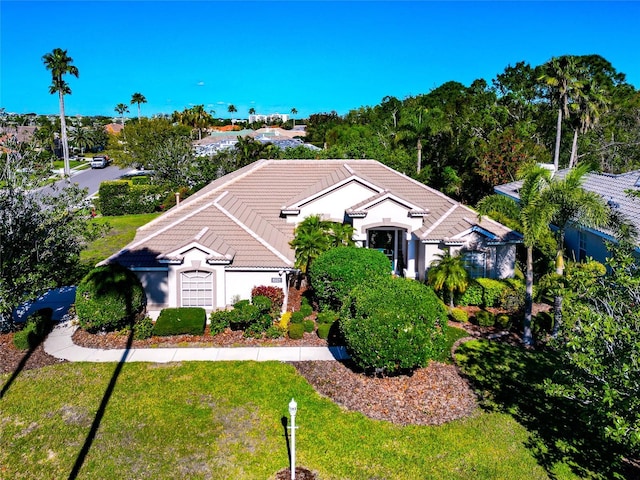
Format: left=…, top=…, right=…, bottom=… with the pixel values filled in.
left=0, top=334, right=67, bottom=375
left=2, top=319, right=525, bottom=427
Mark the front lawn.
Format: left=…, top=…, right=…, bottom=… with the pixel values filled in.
left=1, top=361, right=553, bottom=479
left=80, top=213, right=161, bottom=266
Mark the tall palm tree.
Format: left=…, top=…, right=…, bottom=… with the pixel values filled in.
left=568, top=80, right=610, bottom=168
left=477, top=166, right=555, bottom=346
left=42, top=48, right=79, bottom=177
left=227, top=104, right=237, bottom=124
left=396, top=100, right=449, bottom=175
left=130, top=92, right=147, bottom=119
left=427, top=250, right=469, bottom=308
left=290, top=107, right=298, bottom=128
left=538, top=164, right=609, bottom=335
left=114, top=103, right=129, bottom=125
left=248, top=107, right=256, bottom=116
left=539, top=56, right=583, bottom=172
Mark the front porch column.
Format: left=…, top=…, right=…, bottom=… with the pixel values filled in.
left=405, top=238, right=417, bottom=279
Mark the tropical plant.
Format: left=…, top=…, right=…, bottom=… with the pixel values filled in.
left=42, top=47, right=79, bottom=177
left=538, top=55, right=583, bottom=171
left=227, top=104, right=237, bottom=124
left=131, top=92, right=147, bottom=119
left=537, top=163, right=609, bottom=335
left=289, top=216, right=330, bottom=275
left=427, top=250, right=469, bottom=308
left=69, top=127, right=95, bottom=155
left=115, top=103, right=129, bottom=126
left=477, top=165, right=556, bottom=346
left=291, top=107, right=297, bottom=128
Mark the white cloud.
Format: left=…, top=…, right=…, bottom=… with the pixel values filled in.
left=196, top=81, right=205, bottom=86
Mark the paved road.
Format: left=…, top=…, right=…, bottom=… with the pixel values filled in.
left=39, top=164, right=129, bottom=199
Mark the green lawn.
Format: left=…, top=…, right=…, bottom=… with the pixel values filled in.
left=1, top=361, right=555, bottom=480
left=80, top=213, right=161, bottom=265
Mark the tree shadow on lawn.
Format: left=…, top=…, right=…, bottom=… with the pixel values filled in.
left=67, top=327, right=133, bottom=480
left=0, top=309, right=54, bottom=400
left=455, top=339, right=639, bottom=479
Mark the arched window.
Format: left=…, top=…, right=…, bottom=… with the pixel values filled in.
left=181, top=270, right=213, bottom=307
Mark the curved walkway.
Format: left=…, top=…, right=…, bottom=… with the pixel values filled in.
left=44, top=321, right=349, bottom=363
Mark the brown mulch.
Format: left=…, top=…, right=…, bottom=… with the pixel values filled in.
left=0, top=333, right=67, bottom=375
left=71, top=325, right=329, bottom=350
left=2, top=316, right=528, bottom=428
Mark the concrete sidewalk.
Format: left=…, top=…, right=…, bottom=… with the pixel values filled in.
left=44, top=321, right=349, bottom=363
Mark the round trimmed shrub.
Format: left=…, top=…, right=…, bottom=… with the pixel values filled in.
left=339, top=276, right=448, bottom=375
left=449, top=307, right=469, bottom=323
left=303, top=319, right=315, bottom=333
left=496, top=314, right=511, bottom=329
left=317, top=322, right=332, bottom=339
left=75, top=264, right=146, bottom=332
left=288, top=323, right=304, bottom=340
left=475, top=309, right=495, bottom=327
left=290, top=311, right=305, bottom=324
left=309, top=247, right=390, bottom=311
left=299, top=304, right=313, bottom=318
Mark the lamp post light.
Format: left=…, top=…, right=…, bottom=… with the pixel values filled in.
left=288, top=398, right=298, bottom=480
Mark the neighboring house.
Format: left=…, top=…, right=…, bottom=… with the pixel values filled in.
left=105, top=159, right=521, bottom=315
left=495, top=169, right=640, bottom=265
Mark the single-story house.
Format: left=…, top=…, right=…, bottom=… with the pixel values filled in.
left=105, top=159, right=521, bottom=315
left=495, top=168, right=640, bottom=265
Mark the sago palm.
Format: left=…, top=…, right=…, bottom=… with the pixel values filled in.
left=427, top=251, right=468, bottom=308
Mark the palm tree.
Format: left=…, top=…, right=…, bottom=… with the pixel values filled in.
left=568, top=79, right=609, bottom=168
left=248, top=107, right=256, bottom=116
left=114, top=103, right=129, bottom=126
left=538, top=164, right=609, bottom=335
left=427, top=251, right=469, bottom=308
left=539, top=56, right=583, bottom=172
left=228, top=104, right=237, bottom=124
left=42, top=48, right=79, bottom=177
left=328, top=222, right=355, bottom=248
left=290, top=107, right=297, bottom=128
left=396, top=100, right=450, bottom=175
left=69, top=127, right=95, bottom=155
left=289, top=215, right=331, bottom=277
left=477, top=166, right=555, bottom=346
left=130, top=92, right=147, bottom=119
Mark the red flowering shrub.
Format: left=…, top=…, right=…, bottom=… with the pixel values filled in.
left=251, top=285, right=284, bottom=312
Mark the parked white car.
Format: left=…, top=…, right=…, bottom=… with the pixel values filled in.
left=90, top=156, right=110, bottom=169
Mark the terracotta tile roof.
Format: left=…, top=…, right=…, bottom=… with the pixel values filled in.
left=109, top=159, right=519, bottom=269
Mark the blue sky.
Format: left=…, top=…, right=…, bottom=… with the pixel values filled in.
left=2, top=1, right=639, bottom=119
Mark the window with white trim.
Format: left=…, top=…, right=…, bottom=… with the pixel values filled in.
left=181, top=270, right=213, bottom=307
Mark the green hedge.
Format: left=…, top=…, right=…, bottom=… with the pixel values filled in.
left=340, top=276, right=448, bottom=375
left=98, top=180, right=164, bottom=216
left=309, top=247, right=391, bottom=311
left=75, top=264, right=146, bottom=332
left=456, top=278, right=524, bottom=311
left=153, top=307, right=206, bottom=336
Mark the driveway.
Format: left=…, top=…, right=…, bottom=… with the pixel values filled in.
left=13, top=286, right=77, bottom=322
